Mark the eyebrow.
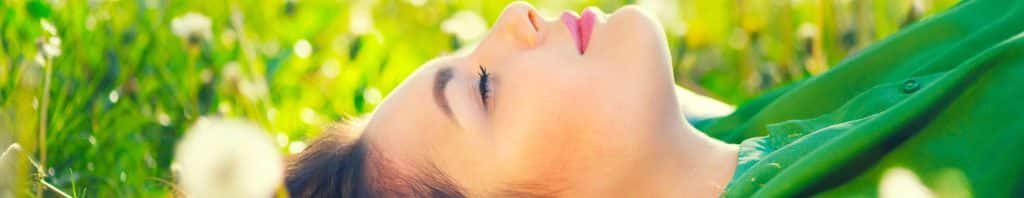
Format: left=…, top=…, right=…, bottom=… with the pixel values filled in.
left=433, top=67, right=455, bottom=118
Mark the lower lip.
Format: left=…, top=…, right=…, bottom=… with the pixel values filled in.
left=562, top=10, right=597, bottom=54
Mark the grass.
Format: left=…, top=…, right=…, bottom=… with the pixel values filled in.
left=0, top=0, right=958, bottom=196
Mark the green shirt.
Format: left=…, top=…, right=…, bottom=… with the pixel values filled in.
left=693, top=0, right=1024, bottom=197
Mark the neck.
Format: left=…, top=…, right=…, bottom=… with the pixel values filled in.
left=571, top=121, right=739, bottom=197
left=655, top=124, right=739, bottom=197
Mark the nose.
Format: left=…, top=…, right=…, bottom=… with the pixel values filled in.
left=490, top=2, right=541, bottom=47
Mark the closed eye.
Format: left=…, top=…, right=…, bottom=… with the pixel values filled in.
left=478, top=65, right=492, bottom=111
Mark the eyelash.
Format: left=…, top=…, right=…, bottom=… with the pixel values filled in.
left=477, top=65, right=492, bottom=109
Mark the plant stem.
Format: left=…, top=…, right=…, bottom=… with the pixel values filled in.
left=37, top=57, right=53, bottom=198
left=39, top=179, right=71, bottom=198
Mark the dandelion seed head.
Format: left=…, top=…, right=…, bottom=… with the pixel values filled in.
left=175, top=118, right=283, bottom=197
left=171, top=12, right=213, bottom=44
left=442, top=11, right=487, bottom=44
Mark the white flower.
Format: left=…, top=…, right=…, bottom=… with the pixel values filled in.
left=43, top=36, right=62, bottom=58
left=174, top=118, right=283, bottom=198
left=40, top=20, right=58, bottom=35
left=37, top=19, right=61, bottom=59
left=36, top=36, right=62, bottom=62
left=293, top=39, right=313, bottom=58
left=442, top=10, right=488, bottom=44
left=171, top=12, right=213, bottom=44
left=349, top=4, right=375, bottom=35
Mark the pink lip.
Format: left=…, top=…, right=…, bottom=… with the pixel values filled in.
left=562, top=9, right=597, bottom=54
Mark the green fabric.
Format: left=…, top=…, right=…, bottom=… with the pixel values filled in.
left=695, top=0, right=1024, bottom=197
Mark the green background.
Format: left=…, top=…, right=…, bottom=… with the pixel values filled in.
left=0, top=0, right=957, bottom=196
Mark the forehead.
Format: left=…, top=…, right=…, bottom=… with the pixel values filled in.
left=362, top=54, right=468, bottom=158
left=422, top=54, right=469, bottom=70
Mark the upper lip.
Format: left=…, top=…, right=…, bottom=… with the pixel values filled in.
left=561, top=9, right=598, bottom=54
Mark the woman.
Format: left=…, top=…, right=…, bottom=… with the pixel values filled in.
left=288, top=1, right=1024, bottom=197
left=290, top=3, right=738, bottom=196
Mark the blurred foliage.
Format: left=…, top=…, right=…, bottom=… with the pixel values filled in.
left=0, top=0, right=957, bottom=196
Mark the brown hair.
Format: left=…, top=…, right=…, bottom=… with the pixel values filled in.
left=284, top=121, right=467, bottom=197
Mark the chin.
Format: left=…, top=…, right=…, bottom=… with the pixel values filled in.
left=589, top=6, right=673, bottom=72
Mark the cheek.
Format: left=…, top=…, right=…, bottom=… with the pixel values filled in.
left=491, top=66, right=594, bottom=130
left=490, top=123, right=603, bottom=183
left=487, top=73, right=627, bottom=171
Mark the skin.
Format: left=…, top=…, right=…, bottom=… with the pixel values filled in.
left=364, top=2, right=739, bottom=197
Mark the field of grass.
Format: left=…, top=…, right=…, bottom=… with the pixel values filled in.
left=0, top=0, right=957, bottom=196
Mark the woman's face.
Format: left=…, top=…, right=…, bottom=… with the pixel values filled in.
left=364, top=2, right=680, bottom=195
